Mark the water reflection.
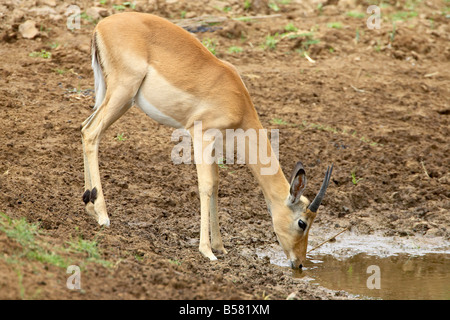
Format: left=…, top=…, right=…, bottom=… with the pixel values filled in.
left=295, top=253, right=450, bottom=300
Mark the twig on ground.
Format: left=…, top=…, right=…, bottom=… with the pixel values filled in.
left=420, top=160, right=430, bottom=179
left=307, top=227, right=349, bottom=254
left=172, top=14, right=282, bottom=28
left=350, top=84, right=365, bottom=93
left=303, top=52, right=316, bottom=64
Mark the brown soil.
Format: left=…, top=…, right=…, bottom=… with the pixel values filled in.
left=0, top=0, right=449, bottom=300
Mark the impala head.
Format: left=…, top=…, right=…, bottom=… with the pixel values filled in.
left=272, top=163, right=333, bottom=269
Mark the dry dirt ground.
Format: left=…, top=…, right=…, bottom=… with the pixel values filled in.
left=0, top=0, right=449, bottom=300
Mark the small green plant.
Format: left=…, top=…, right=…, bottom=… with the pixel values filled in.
left=317, top=3, right=323, bottom=15
left=115, top=133, right=127, bottom=141
left=0, top=214, right=38, bottom=246
left=347, top=265, right=353, bottom=275
left=66, top=236, right=112, bottom=268
left=284, top=23, right=298, bottom=32
left=327, top=22, right=343, bottom=29
left=350, top=170, right=363, bottom=185
left=49, top=42, right=60, bottom=49
left=268, top=2, right=280, bottom=11
left=54, top=68, right=66, bottom=75
left=223, top=6, right=232, bottom=13
left=389, top=22, right=396, bottom=42
left=113, top=4, right=126, bottom=11
left=202, top=38, right=217, bottom=55
left=217, top=157, right=227, bottom=169
left=123, top=1, right=136, bottom=9
left=99, top=0, right=107, bottom=4
left=294, top=33, right=320, bottom=55
left=244, top=0, right=252, bottom=10
left=135, top=254, right=144, bottom=261
left=29, top=50, right=51, bottom=59
left=180, top=10, right=187, bottom=19
left=374, top=41, right=381, bottom=52
left=0, top=213, right=69, bottom=268
left=270, top=118, right=288, bottom=125
left=391, top=11, right=418, bottom=21
left=263, top=34, right=278, bottom=50
left=346, top=11, right=365, bottom=18
left=228, top=46, right=243, bottom=54
left=169, top=259, right=182, bottom=266
left=355, top=28, right=360, bottom=43
left=80, top=12, right=97, bottom=23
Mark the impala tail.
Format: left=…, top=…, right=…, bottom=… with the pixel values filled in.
left=91, top=32, right=106, bottom=111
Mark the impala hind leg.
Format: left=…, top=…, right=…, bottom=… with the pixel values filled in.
left=81, top=83, right=136, bottom=226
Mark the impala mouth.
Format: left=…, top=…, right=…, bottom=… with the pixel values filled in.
left=308, top=164, right=333, bottom=213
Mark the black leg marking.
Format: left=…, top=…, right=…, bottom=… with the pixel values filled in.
left=90, top=187, right=98, bottom=204
left=83, top=190, right=91, bottom=205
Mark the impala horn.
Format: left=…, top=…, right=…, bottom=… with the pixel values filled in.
left=308, top=164, right=333, bottom=213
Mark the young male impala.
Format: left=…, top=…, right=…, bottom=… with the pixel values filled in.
left=81, top=12, right=333, bottom=269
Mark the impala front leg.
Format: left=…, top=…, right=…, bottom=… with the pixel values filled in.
left=195, top=161, right=218, bottom=261
left=209, top=163, right=227, bottom=254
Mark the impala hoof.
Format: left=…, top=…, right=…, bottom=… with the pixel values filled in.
left=98, top=216, right=110, bottom=227
left=212, top=245, right=228, bottom=255
left=199, top=246, right=217, bottom=261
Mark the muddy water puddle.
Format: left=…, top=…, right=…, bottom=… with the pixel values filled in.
left=256, top=234, right=450, bottom=299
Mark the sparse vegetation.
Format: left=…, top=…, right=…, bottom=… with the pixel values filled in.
left=29, top=50, right=51, bottom=59
left=391, top=11, right=418, bottom=21
left=346, top=11, right=365, bottom=19
left=284, top=23, right=298, bottom=32
left=0, top=213, right=68, bottom=268
left=115, top=132, right=127, bottom=141
left=270, top=118, right=289, bottom=125
left=390, top=22, right=397, bottom=42
left=294, top=33, right=320, bottom=55
left=66, top=235, right=112, bottom=268
left=350, top=169, right=363, bottom=185
left=202, top=38, right=217, bottom=55
left=54, top=68, right=66, bottom=75
left=263, top=34, right=279, bottom=50
left=244, top=0, right=251, bottom=10
left=268, top=2, right=280, bottom=12
left=169, top=259, right=182, bottom=266
left=228, top=46, right=243, bottom=54
left=0, top=213, right=113, bottom=270
left=218, top=157, right=227, bottom=169
left=327, top=22, right=343, bottom=29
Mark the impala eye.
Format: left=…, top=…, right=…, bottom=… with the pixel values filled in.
left=298, top=219, right=307, bottom=231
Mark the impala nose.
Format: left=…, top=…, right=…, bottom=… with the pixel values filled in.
left=290, top=261, right=303, bottom=269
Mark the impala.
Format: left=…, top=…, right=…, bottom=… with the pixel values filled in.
left=80, top=12, right=333, bottom=269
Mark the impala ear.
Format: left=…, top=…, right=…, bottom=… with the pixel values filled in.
left=288, top=161, right=307, bottom=205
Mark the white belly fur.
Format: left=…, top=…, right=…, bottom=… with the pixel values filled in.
left=134, top=66, right=200, bottom=129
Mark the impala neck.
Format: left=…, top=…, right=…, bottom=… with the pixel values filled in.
left=241, top=117, right=290, bottom=209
